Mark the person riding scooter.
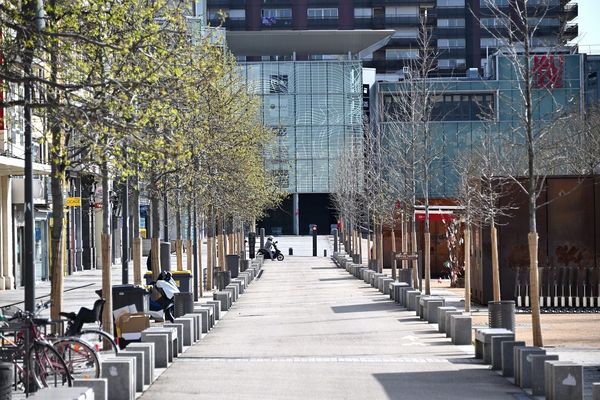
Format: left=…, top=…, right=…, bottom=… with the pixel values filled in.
left=263, top=236, right=275, bottom=260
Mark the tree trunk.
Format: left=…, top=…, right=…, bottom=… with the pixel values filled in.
left=175, top=197, right=183, bottom=271
left=101, top=163, right=113, bottom=336
left=49, top=166, right=65, bottom=329
left=150, top=188, right=161, bottom=279
left=391, top=223, right=397, bottom=280
left=529, top=232, right=543, bottom=346
left=424, top=232, right=431, bottom=295
left=411, top=219, right=419, bottom=289
left=491, top=224, right=501, bottom=301
left=187, top=203, right=192, bottom=272
left=131, top=175, right=142, bottom=286
left=464, top=225, right=471, bottom=312
left=401, top=215, right=407, bottom=270
left=377, top=223, right=383, bottom=273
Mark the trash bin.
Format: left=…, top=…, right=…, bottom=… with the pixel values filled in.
left=216, top=270, right=231, bottom=291
left=225, top=255, right=240, bottom=278
left=488, top=300, right=515, bottom=331
left=97, top=285, right=150, bottom=313
left=174, top=292, right=194, bottom=318
left=171, top=270, right=192, bottom=292
left=240, top=259, right=250, bottom=272
left=0, top=362, right=13, bottom=399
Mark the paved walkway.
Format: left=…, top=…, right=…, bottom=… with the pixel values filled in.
left=141, top=254, right=525, bottom=399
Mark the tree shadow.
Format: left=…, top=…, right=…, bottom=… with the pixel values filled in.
left=331, top=303, right=400, bottom=313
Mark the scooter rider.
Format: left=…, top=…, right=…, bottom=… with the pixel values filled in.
left=263, top=236, right=275, bottom=260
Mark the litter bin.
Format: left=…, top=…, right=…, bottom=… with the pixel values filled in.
left=97, top=285, right=150, bottom=313
left=160, top=241, right=171, bottom=271
left=174, top=292, right=194, bottom=318
left=226, top=255, right=240, bottom=278
left=171, top=270, right=192, bottom=292
left=216, top=270, right=231, bottom=290
left=488, top=300, right=515, bottom=331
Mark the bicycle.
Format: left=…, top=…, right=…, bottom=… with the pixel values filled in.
left=0, top=300, right=73, bottom=392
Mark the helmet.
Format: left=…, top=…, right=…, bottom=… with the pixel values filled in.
left=267, top=236, right=273, bottom=240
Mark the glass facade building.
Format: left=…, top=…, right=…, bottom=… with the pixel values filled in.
left=239, top=61, right=363, bottom=194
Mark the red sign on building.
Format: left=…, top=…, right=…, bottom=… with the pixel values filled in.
left=533, top=55, right=565, bottom=89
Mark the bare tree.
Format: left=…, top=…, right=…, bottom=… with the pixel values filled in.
left=479, top=0, right=585, bottom=346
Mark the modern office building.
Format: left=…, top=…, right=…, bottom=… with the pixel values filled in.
left=206, top=0, right=577, bottom=76
left=239, top=61, right=364, bottom=235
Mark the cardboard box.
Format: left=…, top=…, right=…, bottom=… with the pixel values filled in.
left=116, top=312, right=150, bottom=340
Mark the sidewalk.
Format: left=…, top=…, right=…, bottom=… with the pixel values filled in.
left=140, top=248, right=523, bottom=400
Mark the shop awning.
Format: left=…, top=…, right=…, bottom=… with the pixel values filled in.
left=0, top=156, right=51, bottom=176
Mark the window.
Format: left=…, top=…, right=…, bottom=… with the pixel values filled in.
left=480, top=17, right=509, bottom=28
left=384, top=92, right=495, bottom=122
left=480, top=0, right=509, bottom=6
left=307, top=8, right=338, bottom=19
left=480, top=38, right=508, bottom=47
left=229, top=9, right=245, bottom=20
left=262, top=8, right=292, bottom=18
left=437, top=59, right=466, bottom=68
left=437, top=18, right=465, bottom=28
left=437, top=38, right=466, bottom=48
left=269, top=75, right=289, bottom=93
left=437, top=0, right=465, bottom=7
left=354, top=8, right=372, bottom=18
left=386, top=49, right=419, bottom=60
left=385, top=6, right=418, bottom=16
left=527, top=17, right=560, bottom=27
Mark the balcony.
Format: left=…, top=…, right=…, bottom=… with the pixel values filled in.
left=260, top=17, right=293, bottom=29
left=207, top=0, right=246, bottom=7
left=307, top=17, right=339, bottom=29
left=354, top=16, right=374, bottom=29
left=435, top=27, right=466, bottom=38
left=563, top=3, right=578, bottom=21
left=387, top=36, right=420, bottom=47
left=372, top=0, right=434, bottom=5
left=563, top=22, right=578, bottom=40
left=363, top=59, right=413, bottom=71
left=381, top=15, right=421, bottom=26
left=208, top=18, right=246, bottom=31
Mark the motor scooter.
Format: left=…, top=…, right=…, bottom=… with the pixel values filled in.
left=148, top=271, right=179, bottom=322
left=256, top=241, right=284, bottom=261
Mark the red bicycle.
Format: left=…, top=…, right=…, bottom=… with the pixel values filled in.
left=0, top=300, right=73, bottom=392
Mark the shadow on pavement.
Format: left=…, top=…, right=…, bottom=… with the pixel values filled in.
left=372, top=370, right=526, bottom=400
left=331, top=303, right=400, bottom=314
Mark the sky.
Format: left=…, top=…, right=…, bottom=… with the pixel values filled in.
left=576, top=0, right=600, bottom=54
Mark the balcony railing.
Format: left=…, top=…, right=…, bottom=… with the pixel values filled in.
left=260, top=17, right=293, bottom=29
left=307, top=17, right=339, bottom=29
left=208, top=17, right=246, bottom=31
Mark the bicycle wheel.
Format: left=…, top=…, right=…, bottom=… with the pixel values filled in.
left=53, top=338, right=100, bottom=379
left=79, top=329, right=119, bottom=355
left=28, top=341, right=72, bottom=388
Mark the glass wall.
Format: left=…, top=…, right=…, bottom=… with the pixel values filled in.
left=240, top=61, right=363, bottom=193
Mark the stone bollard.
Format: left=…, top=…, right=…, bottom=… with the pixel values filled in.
left=205, top=300, right=221, bottom=320
left=28, top=387, right=94, bottom=399
left=406, top=291, right=420, bottom=312
left=530, top=354, right=559, bottom=396
left=191, top=307, right=211, bottom=334
left=162, top=323, right=184, bottom=354
left=214, top=291, right=231, bottom=311
left=426, top=300, right=445, bottom=324
left=491, top=335, right=515, bottom=370
left=174, top=317, right=198, bottom=341
left=437, top=307, right=457, bottom=333
left=101, top=357, right=135, bottom=400
left=545, top=361, right=583, bottom=400
left=125, top=343, right=155, bottom=384
left=73, top=378, right=108, bottom=400
left=444, top=311, right=463, bottom=338
left=474, top=328, right=513, bottom=362
left=501, top=341, right=526, bottom=377
left=592, top=382, right=600, bottom=400
left=116, top=351, right=144, bottom=392
left=182, top=313, right=201, bottom=342
left=143, top=327, right=178, bottom=362
left=381, top=278, right=394, bottom=294
left=450, top=315, right=472, bottom=345
left=517, top=347, right=546, bottom=389
left=141, top=333, right=169, bottom=368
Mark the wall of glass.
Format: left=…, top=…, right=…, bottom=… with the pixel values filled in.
left=240, top=61, right=363, bottom=193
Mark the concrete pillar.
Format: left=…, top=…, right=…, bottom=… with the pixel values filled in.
left=293, top=193, right=299, bottom=236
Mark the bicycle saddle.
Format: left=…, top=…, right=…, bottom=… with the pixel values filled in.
left=59, top=312, right=77, bottom=321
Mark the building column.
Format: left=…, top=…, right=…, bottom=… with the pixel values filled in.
left=293, top=193, right=299, bottom=236
left=1, top=177, right=14, bottom=289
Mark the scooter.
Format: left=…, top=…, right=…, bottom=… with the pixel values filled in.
left=256, top=241, right=285, bottom=261
left=148, top=271, right=179, bottom=322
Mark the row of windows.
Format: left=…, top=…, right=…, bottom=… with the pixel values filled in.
left=383, top=92, right=495, bottom=122
left=481, top=0, right=559, bottom=6
left=438, top=38, right=466, bottom=48
left=210, top=6, right=424, bottom=21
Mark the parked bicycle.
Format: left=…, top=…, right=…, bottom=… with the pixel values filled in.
left=0, top=300, right=73, bottom=392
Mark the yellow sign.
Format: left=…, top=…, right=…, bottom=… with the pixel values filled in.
left=65, top=197, right=81, bottom=207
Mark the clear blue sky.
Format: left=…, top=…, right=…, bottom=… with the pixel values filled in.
left=576, top=0, right=600, bottom=53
